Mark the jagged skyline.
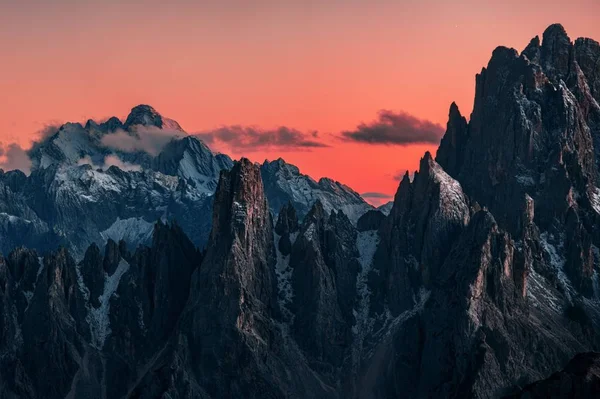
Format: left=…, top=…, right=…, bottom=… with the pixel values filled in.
left=1, top=1, right=599, bottom=203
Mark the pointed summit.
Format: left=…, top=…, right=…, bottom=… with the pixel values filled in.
left=436, top=102, right=469, bottom=177
left=541, top=23, right=572, bottom=79
left=522, top=35, right=541, bottom=63
left=124, top=104, right=184, bottom=132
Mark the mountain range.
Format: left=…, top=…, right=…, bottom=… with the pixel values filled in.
left=0, top=104, right=373, bottom=258
left=1, top=23, right=600, bottom=398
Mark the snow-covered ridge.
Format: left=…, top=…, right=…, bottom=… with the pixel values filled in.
left=0, top=104, right=376, bottom=257
left=86, top=259, right=130, bottom=349
left=101, top=217, right=154, bottom=246
left=261, top=158, right=374, bottom=223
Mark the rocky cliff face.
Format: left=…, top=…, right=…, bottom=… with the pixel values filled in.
left=1, top=23, right=600, bottom=399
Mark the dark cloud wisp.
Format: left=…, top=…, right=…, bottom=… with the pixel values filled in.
left=361, top=192, right=394, bottom=199
left=342, top=110, right=444, bottom=145
left=196, top=126, right=329, bottom=151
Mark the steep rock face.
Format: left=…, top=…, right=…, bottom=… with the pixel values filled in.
left=290, top=201, right=359, bottom=371
left=0, top=221, right=201, bottom=399
left=20, top=249, right=89, bottom=399
left=436, top=102, right=469, bottom=176
left=575, top=38, right=600, bottom=102
left=0, top=171, right=57, bottom=255
left=436, top=23, right=600, bottom=297
left=362, top=209, right=598, bottom=399
left=131, top=158, right=287, bottom=398
left=274, top=201, right=299, bottom=255
left=356, top=210, right=386, bottom=232
left=372, top=153, right=470, bottom=314
left=102, top=221, right=201, bottom=398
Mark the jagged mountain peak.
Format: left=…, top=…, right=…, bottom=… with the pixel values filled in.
left=123, top=104, right=184, bottom=132
left=542, top=23, right=571, bottom=44
left=260, top=158, right=374, bottom=223
left=210, top=157, right=271, bottom=243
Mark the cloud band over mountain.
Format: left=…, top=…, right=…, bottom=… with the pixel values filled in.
left=195, top=126, right=329, bottom=151
left=342, top=110, right=444, bottom=145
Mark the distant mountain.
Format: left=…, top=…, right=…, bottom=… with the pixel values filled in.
left=0, top=104, right=372, bottom=257
left=261, top=158, right=373, bottom=223
left=376, top=200, right=393, bottom=215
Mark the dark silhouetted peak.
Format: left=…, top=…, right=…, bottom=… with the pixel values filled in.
left=357, top=209, right=385, bottom=232
left=80, top=243, right=104, bottom=307
left=543, top=23, right=570, bottom=44
left=522, top=35, right=541, bottom=63
left=327, top=209, right=352, bottom=231
left=103, top=239, right=122, bottom=275
left=387, top=170, right=413, bottom=223
left=305, top=199, right=326, bottom=224
left=436, top=102, right=469, bottom=177
left=541, top=23, right=572, bottom=79
left=7, top=247, right=40, bottom=293
left=489, top=46, right=520, bottom=68
left=151, top=220, right=195, bottom=253
left=275, top=202, right=299, bottom=236
left=574, top=37, right=600, bottom=101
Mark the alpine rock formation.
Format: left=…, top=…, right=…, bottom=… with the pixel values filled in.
left=1, top=23, right=600, bottom=398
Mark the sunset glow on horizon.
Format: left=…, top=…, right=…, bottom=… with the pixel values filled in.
left=2, top=0, right=599, bottom=205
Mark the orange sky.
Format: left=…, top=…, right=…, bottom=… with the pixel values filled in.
left=1, top=0, right=599, bottom=205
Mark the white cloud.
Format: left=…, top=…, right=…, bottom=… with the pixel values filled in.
left=101, top=126, right=184, bottom=156
left=0, top=143, right=32, bottom=175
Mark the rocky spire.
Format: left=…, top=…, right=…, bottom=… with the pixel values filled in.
left=199, top=160, right=275, bottom=322
left=575, top=37, right=600, bottom=102
left=290, top=200, right=357, bottom=368
left=275, top=201, right=299, bottom=255
left=522, top=35, right=541, bottom=64
left=375, top=152, right=470, bottom=315
left=541, top=23, right=572, bottom=80
left=435, top=102, right=469, bottom=178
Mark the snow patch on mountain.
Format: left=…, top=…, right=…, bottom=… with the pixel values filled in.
left=87, top=259, right=130, bottom=349
left=0, top=213, right=30, bottom=224
left=261, top=159, right=373, bottom=223
left=101, top=217, right=154, bottom=245
left=429, top=160, right=469, bottom=223
left=352, top=230, right=380, bottom=370
left=591, top=187, right=600, bottom=214
left=540, top=231, right=575, bottom=301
